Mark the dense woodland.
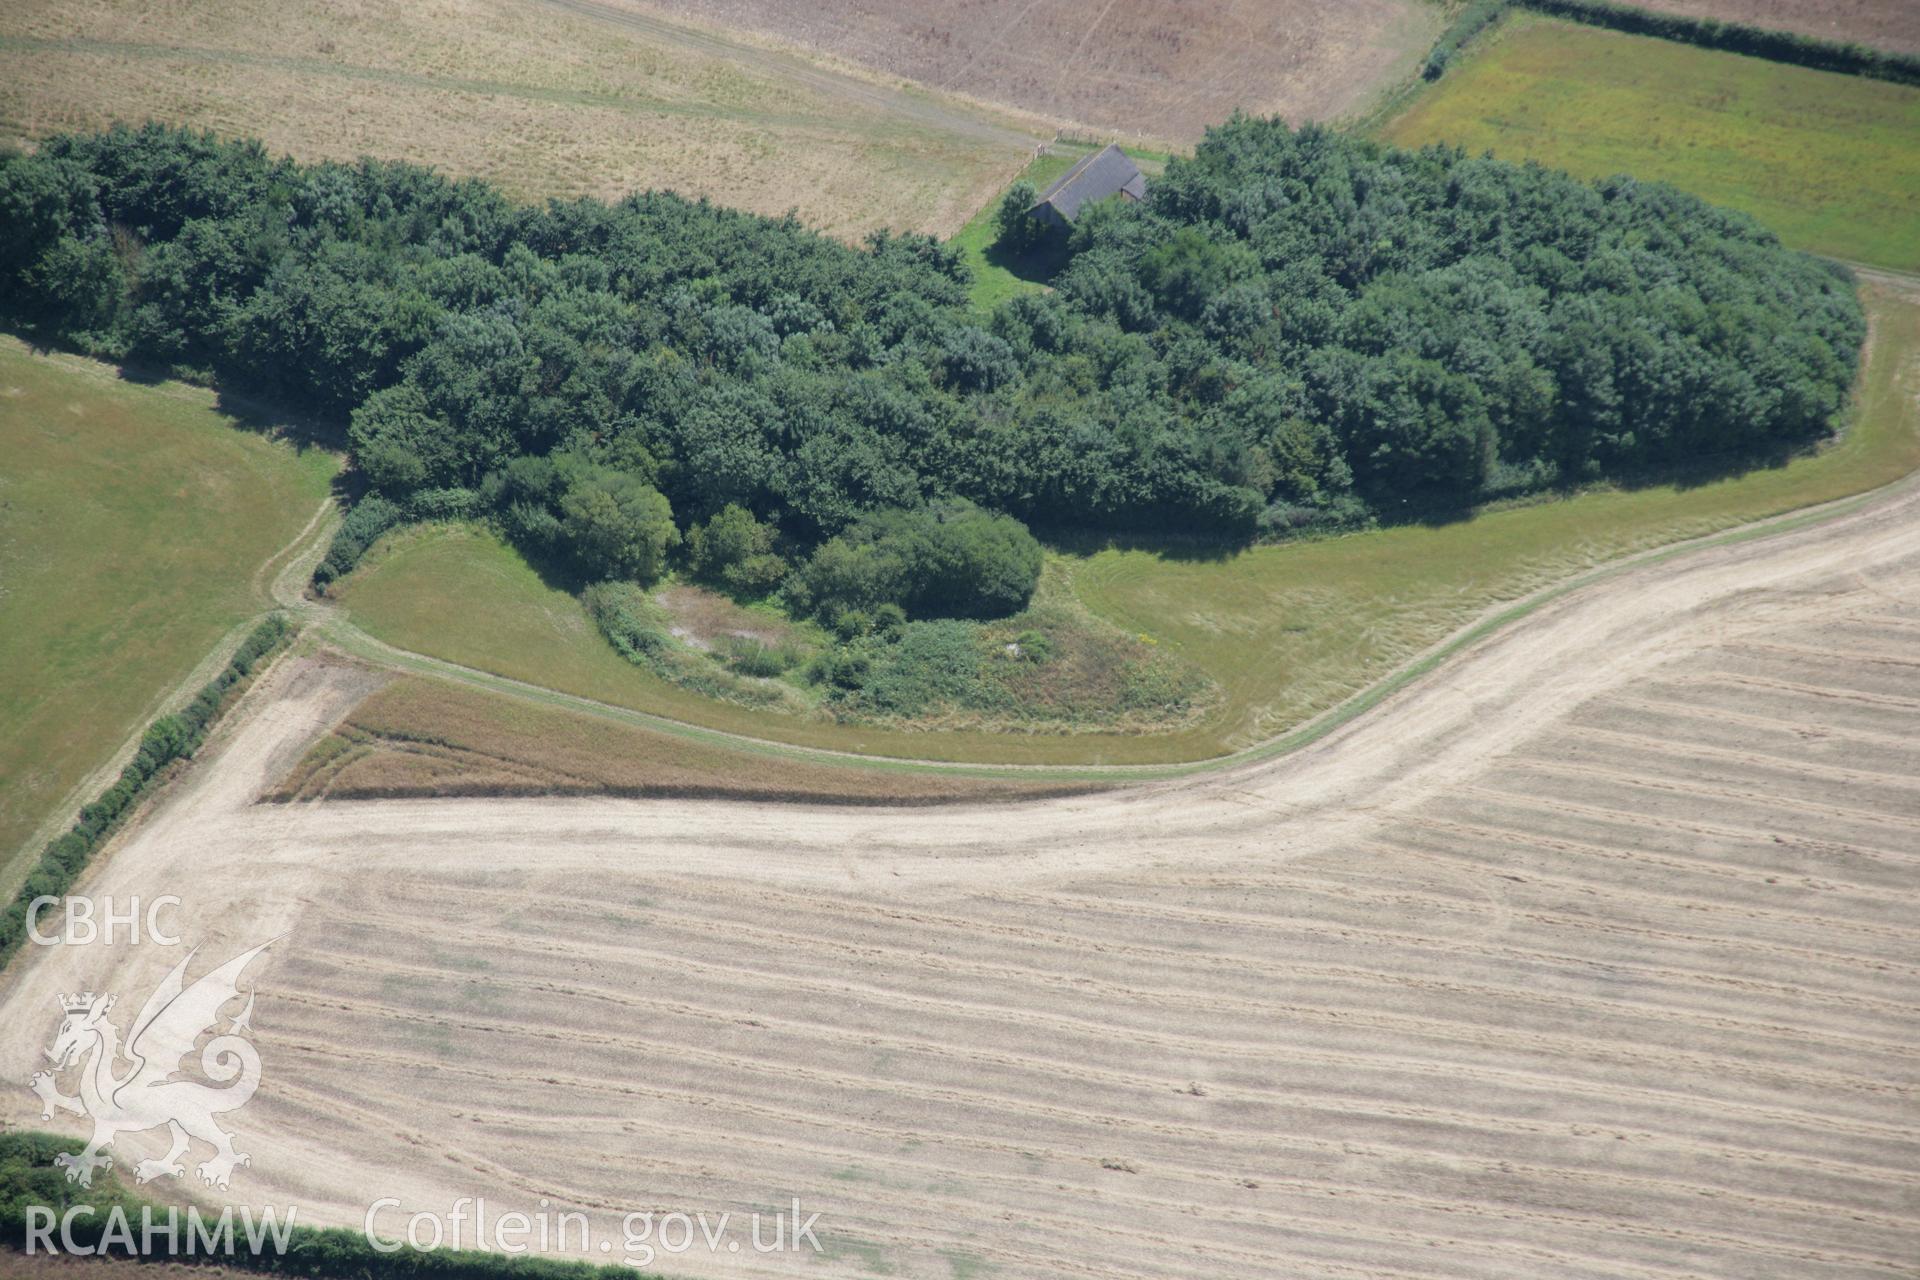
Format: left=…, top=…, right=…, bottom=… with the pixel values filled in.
left=0, top=118, right=1864, bottom=624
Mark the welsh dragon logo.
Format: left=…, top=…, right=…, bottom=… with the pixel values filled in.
left=28, top=940, right=272, bottom=1190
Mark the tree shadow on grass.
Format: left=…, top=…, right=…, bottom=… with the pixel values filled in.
left=1039, top=524, right=1244, bottom=564
left=1596, top=437, right=1813, bottom=494
left=2, top=322, right=346, bottom=452
left=1370, top=440, right=1817, bottom=535
left=1039, top=431, right=1829, bottom=568
left=209, top=383, right=347, bottom=453
left=982, top=235, right=1072, bottom=292
left=510, top=534, right=601, bottom=597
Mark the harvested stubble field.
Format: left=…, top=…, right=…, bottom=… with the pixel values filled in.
left=0, top=0, right=1051, bottom=239
left=1628, top=0, right=1920, bottom=54
left=624, top=0, right=1445, bottom=142
left=5, top=445, right=1918, bottom=1278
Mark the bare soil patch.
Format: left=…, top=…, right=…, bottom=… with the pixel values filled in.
left=654, top=583, right=799, bottom=652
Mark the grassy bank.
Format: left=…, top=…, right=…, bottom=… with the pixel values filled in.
left=330, top=523, right=1207, bottom=764
left=272, top=672, right=1090, bottom=804
left=1378, top=13, right=1920, bottom=270
left=0, top=339, right=337, bottom=890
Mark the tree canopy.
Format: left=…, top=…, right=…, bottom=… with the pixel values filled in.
left=0, top=118, right=1864, bottom=615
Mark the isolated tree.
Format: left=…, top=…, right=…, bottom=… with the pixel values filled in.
left=687, top=503, right=787, bottom=596
left=560, top=468, right=677, bottom=583
left=992, top=179, right=1044, bottom=256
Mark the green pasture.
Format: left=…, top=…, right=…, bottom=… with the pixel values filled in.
left=1379, top=13, right=1920, bottom=271
left=0, top=341, right=337, bottom=888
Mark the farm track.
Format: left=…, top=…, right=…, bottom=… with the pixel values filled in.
left=4, top=403, right=1919, bottom=1276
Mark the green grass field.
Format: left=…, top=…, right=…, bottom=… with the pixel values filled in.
left=0, top=340, right=338, bottom=887
left=1377, top=14, right=1920, bottom=271
left=336, top=281, right=1920, bottom=766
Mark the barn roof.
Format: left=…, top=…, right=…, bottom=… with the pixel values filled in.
left=1030, top=144, right=1147, bottom=222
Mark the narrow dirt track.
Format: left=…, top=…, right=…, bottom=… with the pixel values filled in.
left=4, top=465, right=1918, bottom=1277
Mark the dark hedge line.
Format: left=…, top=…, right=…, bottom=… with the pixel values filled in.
left=0, top=1134, right=637, bottom=1278
left=1425, top=0, right=1509, bottom=78
left=313, top=494, right=405, bottom=586
left=0, top=614, right=291, bottom=971
left=1423, top=0, right=1920, bottom=85
left=1517, top=0, right=1920, bottom=85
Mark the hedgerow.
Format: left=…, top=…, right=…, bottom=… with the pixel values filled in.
left=312, top=494, right=404, bottom=586
left=0, top=614, right=291, bottom=970
left=1425, top=0, right=1510, bottom=78
left=1520, top=0, right=1920, bottom=86
left=1424, top=0, right=1920, bottom=86
left=0, top=1132, right=642, bottom=1278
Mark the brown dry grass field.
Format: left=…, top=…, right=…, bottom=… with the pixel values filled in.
left=1630, top=0, right=1920, bottom=53
left=616, top=0, right=1445, bottom=142
left=4, top=448, right=1916, bottom=1277
left=271, top=665, right=1087, bottom=805
left=0, top=0, right=1055, bottom=239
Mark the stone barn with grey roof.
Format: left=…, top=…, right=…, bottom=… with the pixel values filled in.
left=1028, top=144, right=1147, bottom=228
